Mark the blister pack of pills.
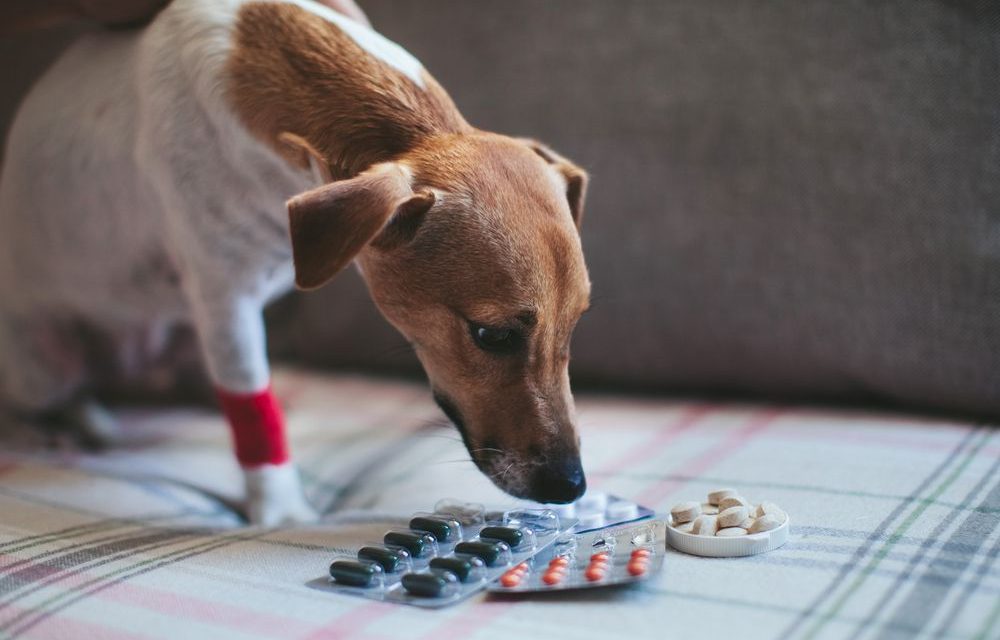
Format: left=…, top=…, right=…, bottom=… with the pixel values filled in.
left=541, top=492, right=655, bottom=533
left=488, top=518, right=666, bottom=593
left=324, top=499, right=577, bottom=607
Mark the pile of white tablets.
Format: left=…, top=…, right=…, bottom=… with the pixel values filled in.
left=670, top=488, right=786, bottom=537
left=666, top=488, right=790, bottom=557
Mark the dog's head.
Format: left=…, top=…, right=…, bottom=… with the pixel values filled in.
left=287, top=132, right=590, bottom=503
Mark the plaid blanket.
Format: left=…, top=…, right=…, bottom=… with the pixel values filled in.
left=1, top=368, right=997, bottom=640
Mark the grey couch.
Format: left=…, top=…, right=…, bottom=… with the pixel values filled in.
left=3, top=1, right=999, bottom=417
left=275, top=0, right=1000, bottom=417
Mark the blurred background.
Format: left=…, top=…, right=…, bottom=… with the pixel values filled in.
left=2, top=0, right=999, bottom=417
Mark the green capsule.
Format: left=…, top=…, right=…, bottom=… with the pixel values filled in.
left=478, top=526, right=524, bottom=548
left=454, top=540, right=509, bottom=566
left=357, top=546, right=406, bottom=573
left=429, top=556, right=478, bottom=582
left=408, top=516, right=455, bottom=542
left=383, top=531, right=433, bottom=557
left=329, top=560, right=381, bottom=587
left=401, top=572, right=453, bottom=598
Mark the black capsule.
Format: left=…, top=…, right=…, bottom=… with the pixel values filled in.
left=479, top=526, right=524, bottom=548
left=401, top=573, right=450, bottom=598
left=409, top=516, right=454, bottom=542
left=329, top=560, right=380, bottom=587
left=383, top=531, right=432, bottom=557
left=429, top=556, right=478, bottom=582
left=357, top=546, right=406, bottom=573
left=454, top=540, right=509, bottom=566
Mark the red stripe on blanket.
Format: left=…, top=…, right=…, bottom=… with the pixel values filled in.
left=1, top=603, right=156, bottom=640
left=216, top=385, right=290, bottom=467
left=0, top=548, right=313, bottom=638
left=634, top=408, right=781, bottom=506
left=416, top=600, right=514, bottom=640
left=769, top=423, right=996, bottom=454
left=98, top=581, right=314, bottom=638
left=302, top=601, right=396, bottom=640
left=591, top=405, right=713, bottom=486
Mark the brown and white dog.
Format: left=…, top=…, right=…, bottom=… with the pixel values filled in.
left=0, top=0, right=592, bottom=524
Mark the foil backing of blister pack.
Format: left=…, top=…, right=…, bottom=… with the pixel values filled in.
left=488, top=519, right=666, bottom=593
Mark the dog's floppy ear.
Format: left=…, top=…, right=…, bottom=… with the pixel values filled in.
left=521, top=139, right=588, bottom=229
left=287, top=162, right=433, bottom=290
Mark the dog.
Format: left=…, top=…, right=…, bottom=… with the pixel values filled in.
left=0, top=0, right=592, bottom=525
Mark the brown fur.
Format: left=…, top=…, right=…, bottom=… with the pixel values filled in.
left=226, top=2, right=592, bottom=501
left=362, top=135, right=591, bottom=486
left=226, top=2, right=468, bottom=179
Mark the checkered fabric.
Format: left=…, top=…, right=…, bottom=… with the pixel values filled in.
left=1, top=368, right=997, bottom=640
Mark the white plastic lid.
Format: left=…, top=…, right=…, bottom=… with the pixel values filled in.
left=666, top=516, right=790, bottom=557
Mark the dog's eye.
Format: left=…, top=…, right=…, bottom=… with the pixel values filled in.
left=470, top=323, right=522, bottom=353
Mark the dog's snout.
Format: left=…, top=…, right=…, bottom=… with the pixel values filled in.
left=529, top=456, right=586, bottom=504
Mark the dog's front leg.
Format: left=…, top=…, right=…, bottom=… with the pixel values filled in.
left=190, top=292, right=317, bottom=526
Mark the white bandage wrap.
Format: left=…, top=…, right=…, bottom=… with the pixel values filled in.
left=243, top=462, right=318, bottom=526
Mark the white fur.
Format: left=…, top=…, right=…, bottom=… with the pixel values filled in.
left=0, top=0, right=415, bottom=524
left=243, top=462, right=318, bottom=526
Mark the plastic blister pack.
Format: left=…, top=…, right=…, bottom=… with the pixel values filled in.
left=541, top=492, right=655, bottom=532
left=488, top=518, right=666, bottom=593
left=325, top=499, right=577, bottom=607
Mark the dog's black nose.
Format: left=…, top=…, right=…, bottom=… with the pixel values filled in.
left=529, top=457, right=587, bottom=504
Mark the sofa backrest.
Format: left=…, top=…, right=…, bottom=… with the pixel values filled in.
left=3, top=1, right=998, bottom=417
left=274, top=0, right=1000, bottom=417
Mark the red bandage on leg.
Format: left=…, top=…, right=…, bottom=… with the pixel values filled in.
left=216, top=385, right=289, bottom=467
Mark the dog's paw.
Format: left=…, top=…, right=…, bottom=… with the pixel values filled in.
left=66, top=400, right=121, bottom=451
left=243, top=462, right=319, bottom=526
left=249, top=495, right=319, bottom=526
left=22, top=399, right=121, bottom=451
